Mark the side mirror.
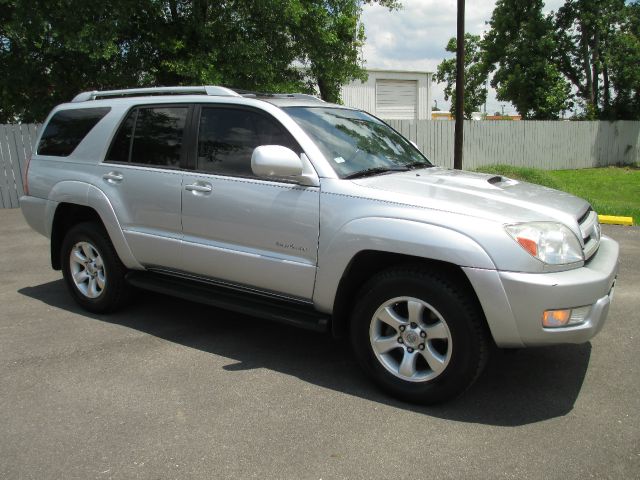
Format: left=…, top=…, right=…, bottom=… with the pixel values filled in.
left=251, top=145, right=303, bottom=178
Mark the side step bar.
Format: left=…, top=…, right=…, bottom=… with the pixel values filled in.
left=125, top=271, right=330, bottom=332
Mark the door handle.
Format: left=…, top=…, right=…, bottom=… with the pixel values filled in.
left=103, top=171, right=123, bottom=183
left=185, top=183, right=213, bottom=193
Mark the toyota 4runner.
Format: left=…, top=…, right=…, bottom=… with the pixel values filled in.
left=20, top=86, right=619, bottom=404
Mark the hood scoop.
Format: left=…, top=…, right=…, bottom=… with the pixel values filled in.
left=487, top=175, right=503, bottom=185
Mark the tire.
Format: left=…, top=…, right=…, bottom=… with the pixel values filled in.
left=350, top=267, right=489, bottom=404
left=61, top=222, right=130, bottom=313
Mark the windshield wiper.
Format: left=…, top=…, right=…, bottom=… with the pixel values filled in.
left=405, top=161, right=433, bottom=170
left=344, top=166, right=409, bottom=179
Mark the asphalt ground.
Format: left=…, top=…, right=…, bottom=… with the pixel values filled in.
left=1, top=207, right=638, bottom=480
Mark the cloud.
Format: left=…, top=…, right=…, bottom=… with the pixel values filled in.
left=362, top=0, right=495, bottom=63
left=360, top=0, right=567, bottom=114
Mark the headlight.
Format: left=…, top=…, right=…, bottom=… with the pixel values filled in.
left=505, top=222, right=583, bottom=265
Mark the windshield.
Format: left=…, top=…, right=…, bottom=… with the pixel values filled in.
left=284, top=107, right=432, bottom=178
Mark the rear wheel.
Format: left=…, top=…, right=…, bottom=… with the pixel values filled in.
left=61, top=222, right=129, bottom=313
left=350, top=267, right=489, bottom=404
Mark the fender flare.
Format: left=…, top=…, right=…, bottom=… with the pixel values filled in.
left=87, top=185, right=143, bottom=270
left=313, top=217, right=497, bottom=313
left=48, top=181, right=142, bottom=270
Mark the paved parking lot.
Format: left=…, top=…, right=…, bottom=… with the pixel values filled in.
left=1, top=207, right=638, bottom=479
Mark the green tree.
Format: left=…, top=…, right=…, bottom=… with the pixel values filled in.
left=296, top=0, right=368, bottom=104
left=606, top=1, right=640, bottom=118
left=554, top=0, right=626, bottom=118
left=483, top=0, right=572, bottom=119
left=0, top=0, right=399, bottom=122
left=0, top=0, right=153, bottom=122
left=147, top=1, right=307, bottom=90
left=435, top=34, right=488, bottom=119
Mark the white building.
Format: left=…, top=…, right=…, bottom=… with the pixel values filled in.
left=340, top=69, right=433, bottom=120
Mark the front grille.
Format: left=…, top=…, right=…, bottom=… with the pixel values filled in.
left=578, top=208, right=601, bottom=261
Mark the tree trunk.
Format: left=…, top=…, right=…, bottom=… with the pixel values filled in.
left=603, top=59, right=611, bottom=115
left=317, top=76, right=339, bottom=103
left=580, top=26, right=595, bottom=110
left=592, top=29, right=600, bottom=110
left=168, top=0, right=178, bottom=21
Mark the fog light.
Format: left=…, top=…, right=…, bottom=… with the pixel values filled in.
left=542, top=306, right=591, bottom=328
left=542, top=309, right=571, bottom=327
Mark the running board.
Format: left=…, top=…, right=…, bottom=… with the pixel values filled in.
left=125, top=271, right=329, bottom=332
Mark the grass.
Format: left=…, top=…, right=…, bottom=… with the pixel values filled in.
left=475, top=165, right=640, bottom=225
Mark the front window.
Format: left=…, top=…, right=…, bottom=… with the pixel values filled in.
left=196, top=107, right=299, bottom=177
left=284, top=107, right=431, bottom=178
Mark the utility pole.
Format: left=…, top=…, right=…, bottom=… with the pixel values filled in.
left=484, top=77, right=489, bottom=114
left=454, top=0, right=465, bottom=170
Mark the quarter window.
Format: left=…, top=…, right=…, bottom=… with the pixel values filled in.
left=106, top=111, right=135, bottom=163
left=106, top=106, right=188, bottom=167
left=197, top=107, right=298, bottom=177
left=38, top=107, right=110, bottom=156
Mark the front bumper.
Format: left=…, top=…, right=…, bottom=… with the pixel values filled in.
left=463, top=236, right=619, bottom=347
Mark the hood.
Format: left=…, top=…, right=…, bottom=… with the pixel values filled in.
left=351, top=167, right=590, bottom=225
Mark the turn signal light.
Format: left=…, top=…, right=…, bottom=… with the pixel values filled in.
left=516, top=237, right=538, bottom=257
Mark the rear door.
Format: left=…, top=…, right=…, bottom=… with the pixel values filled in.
left=180, top=105, right=320, bottom=300
left=99, top=104, right=191, bottom=270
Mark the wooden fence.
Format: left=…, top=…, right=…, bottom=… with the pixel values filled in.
left=1, top=121, right=639, bottom=208
left=387, top=120, right=640, bottom=170
left=0, top=124, right=39, bottom=208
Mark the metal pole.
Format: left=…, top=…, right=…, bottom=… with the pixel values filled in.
left=484, top=77, right=489, bottom=114
left=454, top=0, right=465, bottom=170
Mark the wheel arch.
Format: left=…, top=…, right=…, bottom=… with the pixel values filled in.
left=49, top=185, right=142, bottom=271
left=330, top=250, right=488, bottom=339
left=51, top=203, right=101, bottom=270
left=314, top=217, right=497, bottom=339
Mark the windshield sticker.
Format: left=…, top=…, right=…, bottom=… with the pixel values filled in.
left=334, top=156, right=345, bottom=164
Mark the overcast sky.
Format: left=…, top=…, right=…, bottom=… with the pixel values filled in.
left=361, top=0, right=566, bottom=115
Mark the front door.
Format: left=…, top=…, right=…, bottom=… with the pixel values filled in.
left=180, top=105, right=320, bottom=300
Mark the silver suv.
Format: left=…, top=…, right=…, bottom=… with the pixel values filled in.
left=20, top=86, right=619, bottom=404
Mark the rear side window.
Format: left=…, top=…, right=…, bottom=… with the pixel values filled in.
left=106, top=106, right=188, bottom=168
left=38, top=107, right=110, bottom=156
left=106, top=111, right=135, bottom=163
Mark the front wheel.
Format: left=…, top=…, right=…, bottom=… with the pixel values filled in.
left=61, top=222, right=129, bottom=313
left=350, top=268, right=489, bottom=404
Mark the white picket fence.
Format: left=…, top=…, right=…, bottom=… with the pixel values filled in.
left=1, top=121, right=639, bottom=208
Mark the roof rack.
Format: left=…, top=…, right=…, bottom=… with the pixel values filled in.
left=266, top=93, right=325, bottom=103
left=71, top=86, right=241, bottom=102
left=232, top=90, right=324, bottom=103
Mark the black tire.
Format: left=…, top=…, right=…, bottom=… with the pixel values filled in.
left=350, top=267, right=489, bottom=404
left=61, top=222, right=130, bottom=313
